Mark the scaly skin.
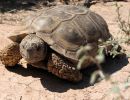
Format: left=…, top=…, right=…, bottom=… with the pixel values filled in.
left=48, top=53, right=82, bottom=82
left=19, top=34, right=82, bottom=82
left=0, top=42, right=22, bottom=66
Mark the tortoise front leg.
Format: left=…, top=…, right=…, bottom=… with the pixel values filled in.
left=47, top=53, right=82, bottom=82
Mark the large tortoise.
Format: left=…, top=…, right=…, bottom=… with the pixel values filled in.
left=0, top=5, right=112, bottom=82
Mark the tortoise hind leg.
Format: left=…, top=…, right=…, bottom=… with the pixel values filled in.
left=47, top=53, right=82, bottom=82
left=0, top=42, right=22, bottom=66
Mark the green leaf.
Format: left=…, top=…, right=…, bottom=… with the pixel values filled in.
left=76, top=45, right=92, bottom=59
left=127, top=76, right=130, bottom=82
left=123, top=82, right=130, bottom=89
left=90, top=70, right=99, bottom=84
left=77, top=56, right=88, bottom=70
left=90, top=70, right=106, bottom=84
left=126, top=54, right=130, bottom=58
left=111, top=85, right=120, bottom=94
left=98, top=47, right=104, bottom=55
left=95, top=54, right=105, bottom=64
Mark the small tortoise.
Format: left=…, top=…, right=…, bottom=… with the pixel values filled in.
left=0, top=5, right=112, bottom=82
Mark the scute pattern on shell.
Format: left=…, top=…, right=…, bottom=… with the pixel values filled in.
left=25, top=5, right=111, bottom=62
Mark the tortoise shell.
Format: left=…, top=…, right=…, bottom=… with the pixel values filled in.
left=26, top=5, right=111, bottom=61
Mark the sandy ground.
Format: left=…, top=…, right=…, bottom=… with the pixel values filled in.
left=0, top=2, right=130, bottom=100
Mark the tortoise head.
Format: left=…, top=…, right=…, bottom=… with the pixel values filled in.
left=20, top=34, right=47, bottom=64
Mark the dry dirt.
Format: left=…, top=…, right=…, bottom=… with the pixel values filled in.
left=0, top=2, right=130, bottom=100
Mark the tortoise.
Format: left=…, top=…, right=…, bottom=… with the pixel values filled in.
left=0, top=5, right=112, bottom=82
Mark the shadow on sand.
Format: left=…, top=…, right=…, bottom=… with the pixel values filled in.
left=0, top=0, right=55, bottom=13
left=6, top=55, right=129, bottom=93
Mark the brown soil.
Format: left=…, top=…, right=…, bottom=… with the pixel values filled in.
left=0, top=2, right=130, bottom=100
